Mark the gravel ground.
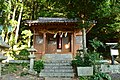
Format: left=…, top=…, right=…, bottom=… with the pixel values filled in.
left=1, top=74, right=43, bottom=80
left=110, top=73, right=120, bottom=80
left=1, top=73, right=120, bottom=80
left=1, top=74, right=78, bottom=80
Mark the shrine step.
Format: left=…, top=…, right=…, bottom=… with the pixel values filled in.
left=41, top=69, right=73, bottom=73
left=44, top=66, right=73, bottom=69
left=44, top=63, right=71, bottom=66
left=40, top=54, right=74, bottom=78
left=45, top=77, right=76, bottom=80
left=43, top=54, right=72, bottom=60
left=39, top=73, right=74, bottom=77
left=45, top=60, right=71, bottom=63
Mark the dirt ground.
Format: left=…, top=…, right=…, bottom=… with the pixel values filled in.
left=1, top=73, right=120, bottom=80
left=110, top=73, right=120, bottom=80
left=2, top=74, right=43, bottom=80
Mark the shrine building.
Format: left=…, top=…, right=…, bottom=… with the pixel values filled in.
left=26, top=17, right=84, bottom=59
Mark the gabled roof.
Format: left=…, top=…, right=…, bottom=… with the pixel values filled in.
left=25, top=17, right=97, bottom=33
left=26, top=17, right=78, bottom=24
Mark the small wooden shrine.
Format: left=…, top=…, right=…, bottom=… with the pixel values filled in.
left=26, top=17, right=83, bottom=58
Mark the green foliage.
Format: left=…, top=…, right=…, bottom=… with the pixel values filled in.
left=9, top=50, right=16, bottom=59
left=72, top=55, right=85, bottom=67
left=2, top=63, right=29, bottom=76
left=79, top=76, right=90, bottom=80
left=9, top=20, right=18, bottom=27
left=72, top=51, right=100, bottom=67
left=79, top=72, right=111, bottom=80
left=18, top=49, right=30, bottom=60
left=89, top=39, right=104, bottom=52
left=1, top=0, right=120, bottom=50
left=34, top=60, right=44, bottom=74
left=20, top=30, right=32, bottom=47
left=9, top=49, right=30, bottom=60
left=107, top=14, right=120, bottom=39
left=90, top=72, right=111, bottom=80
left=20, top=72, right=29, bottom=76
left=20, top=63, right=29, bottom=76
left=86, top=0, right=120, bottom=42
left=5, top=64, right=17, bottom=73
left=20, top=62, right=29, bottom=68
left=89, top=51, right=100, bottom=65
left=75, top=53, right=111, bottom=80
left=96, top=0, right=112, bottom=18
left=21, top=30, right=32, bottom=38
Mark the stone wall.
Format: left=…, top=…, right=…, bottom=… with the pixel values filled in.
left=100, top=64, right=120, bottom=73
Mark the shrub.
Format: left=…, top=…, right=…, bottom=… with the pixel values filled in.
left=72, top=53, right=94, bottom=67
left=72, top=51, right=111, bottom=80
left=5, top=64, right=17, bottom=73
left=9, top=50, right=18, bottom=60
left=90, top=72, right=111, bottom=80
left=18, top=49, right=30, bottom=60
left=34, top=60, right=44, bottom=74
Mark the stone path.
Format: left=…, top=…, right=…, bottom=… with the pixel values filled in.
left=45, top=77, right=78, bottom=80
left=2, top=74, right=41, bottom=80
left=1, top=73, right=120, bottom=80
left=1, top=74, right=78, bottom=80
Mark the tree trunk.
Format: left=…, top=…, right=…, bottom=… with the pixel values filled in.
left=4, top=0, right=11, bottom=42
left=82, top=28, right=87, bottom=54
left=9, top=5, right=18, bottom=46
left=15, top=5, right=23, bottom=44
left=12, top=6, right=17, bottom=21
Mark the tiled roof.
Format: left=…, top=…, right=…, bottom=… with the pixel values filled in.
left=26, top=17, right=78, bottom=24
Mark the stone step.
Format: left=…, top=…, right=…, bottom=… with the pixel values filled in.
left=41, top=54, right=74, bottom=78
left=42, top=68, right=73, bottom=70
left=44, top=54, right=72, bottom=60
left=45, top=60, right=71, bottom=63
left=41, top=69, right=74, bottom=73
left=44, top=66, right=73, bottom=69
left=39, top=73, right=74, bottom=77
left=45, top=77, right=76, bottom=80
left=45, top=59, right=72, bottom=61
left=44, top=63, right=71, bottom=66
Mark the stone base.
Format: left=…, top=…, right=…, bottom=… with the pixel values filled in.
left=0, top=76, right=2, bottom=80
left=28, top=70, right=37, bottom=75
left=45, top=77, right=76, bottom=80
left=39, top=77, right=45, bottom=80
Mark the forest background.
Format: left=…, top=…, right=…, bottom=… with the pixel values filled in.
left=0, top=0, right=120, bottom=54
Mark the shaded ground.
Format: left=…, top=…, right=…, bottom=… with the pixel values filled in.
left=2, top=75, right=78, bottom=80
left=1, top=73, right=120, bottom=80
left=2, top=74, right=42, bottom=80
left=1, top=64, right=120, bottom=80
left=1, top=63, right=43, bottom=80
left=110, top=73, right=120, bottom=80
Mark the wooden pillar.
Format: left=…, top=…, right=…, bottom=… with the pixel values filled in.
left=43, top=32, right=46, bottom=55
left=71, top=32, right=76, bottom=57
left=73, top=32, right=76, bottom=57
left=71, top=33, right=73, bottom=55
